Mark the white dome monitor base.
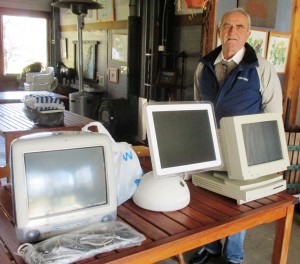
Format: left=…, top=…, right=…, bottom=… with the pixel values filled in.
left=132, top=171, right=190, bottom=212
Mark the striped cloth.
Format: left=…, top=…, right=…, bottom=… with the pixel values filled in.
left=23, top=94, right=65, bottom=111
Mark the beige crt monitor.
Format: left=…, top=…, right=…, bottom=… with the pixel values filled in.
left=220, top=112, right=289, bottom=180
left=11, top=131, right=117, bottom=243
left=192, top=112, right=289, bottom=204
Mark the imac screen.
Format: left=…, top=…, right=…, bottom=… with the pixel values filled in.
left=242, top=121, right=283, bottom=166
left=152, top=109, right=217, bottom=168
left=24, top=146, right=107, bottom=219
left=133, top=102, right=222, bottom=212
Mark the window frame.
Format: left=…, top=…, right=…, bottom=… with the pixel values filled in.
left=0, top=7, right=51, bottom=90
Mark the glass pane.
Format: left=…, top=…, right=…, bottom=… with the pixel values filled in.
left=2, top=15, right=47, bottom=74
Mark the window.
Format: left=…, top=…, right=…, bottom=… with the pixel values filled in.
left=0, top=8, right=50, bottom=90
left=3, top=15, right=48, bottom=74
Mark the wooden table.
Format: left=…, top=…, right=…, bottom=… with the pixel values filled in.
left=0, top=103, right=94, bottom=170
left=0, top=91, right=68, bottom=104
left=0, top=180, right=296, bottom=264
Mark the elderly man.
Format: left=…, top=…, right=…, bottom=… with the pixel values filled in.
left=190, top=8, right=282, bottom=264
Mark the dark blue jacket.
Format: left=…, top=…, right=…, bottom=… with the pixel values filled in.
left=198, top=43, right=263, bottom=126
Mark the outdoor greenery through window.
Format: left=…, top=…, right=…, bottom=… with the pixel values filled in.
left=2, top=15, right=48, bottom=75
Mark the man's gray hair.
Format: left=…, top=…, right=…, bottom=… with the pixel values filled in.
left=218, top=8, right=251, bottom=29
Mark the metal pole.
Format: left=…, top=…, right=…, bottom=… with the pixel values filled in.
left=77, top=14, right=85, bottom=94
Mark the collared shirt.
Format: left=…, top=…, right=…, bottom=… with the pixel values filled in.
left=214, top=47, right=246, bottom=86
left=214, top=47, right=246, bottom=65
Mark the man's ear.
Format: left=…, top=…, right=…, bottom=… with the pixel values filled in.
left=247, top=30, right=251, bottom=38
left=217, top=28, right=221, bottom=44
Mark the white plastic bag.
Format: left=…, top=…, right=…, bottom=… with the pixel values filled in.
left=82, top=122, right=143, bottom=205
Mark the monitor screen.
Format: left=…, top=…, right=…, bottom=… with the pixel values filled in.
left=146, top=102, right=222, bottom=177
left=220, top=113, right=289, bottom=180
left=11, top=131, right=117, bottom=243
left=132, top=102, right=222, bottom=212
left=242, top=121, right=283, bottom=166
left=25, top=147, right=107, bottom=219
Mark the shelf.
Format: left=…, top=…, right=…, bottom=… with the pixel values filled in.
left=60, top=20, right=127, bottom=32
left=145, top=51, right=186, bottom=101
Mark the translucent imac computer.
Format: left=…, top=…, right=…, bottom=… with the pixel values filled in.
left=192, top=112, right=289, bottom=204
left=11, top=131, right=117, bottom=243
left=132, top=101, right=222, bottom=211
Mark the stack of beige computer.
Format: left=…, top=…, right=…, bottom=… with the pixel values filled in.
left=192, top=113, right=289, bottom=205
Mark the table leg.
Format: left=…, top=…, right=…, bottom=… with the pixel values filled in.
left=272, top=204, right=295, bottom=264
left=177, top=253, right=185, bottom=264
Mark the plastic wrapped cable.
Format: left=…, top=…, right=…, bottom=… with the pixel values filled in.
left=17, top=221, right=146, bottom=264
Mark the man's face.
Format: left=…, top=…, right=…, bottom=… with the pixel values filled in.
left=218, top=11, right=251, bottom=54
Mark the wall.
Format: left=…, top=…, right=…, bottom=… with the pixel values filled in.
left=217, top=1, right=292, bottom=33
left=58, top=0, right=295, bottom=142
left=59, top=0, right=130, bottom=99
left=172, top=25, right=201, bottom=101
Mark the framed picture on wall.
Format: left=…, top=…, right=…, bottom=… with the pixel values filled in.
left=108, top=68, right=119, bottom=83
left=247, top=29, right=269, bottom=58
left=97, top=0, right=115, bottom=21
left=237, top=0, right=277, bottom=28
left=112, top=34, right=128, bottom=62
left=266, top=32, right=290, bottom=74
left=73, top=40, right=99, bottom=81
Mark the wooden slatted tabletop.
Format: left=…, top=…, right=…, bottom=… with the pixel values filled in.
left=0, top=180, right=297, bottom=264
left=0, top=103, right=94, bottom=175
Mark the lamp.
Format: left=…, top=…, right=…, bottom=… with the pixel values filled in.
left=51, top=0, right=104, bottom=117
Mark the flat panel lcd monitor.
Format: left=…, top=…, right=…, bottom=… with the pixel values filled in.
left=145, top=102, right=222, bottom=178
left=132, top=102, right=222, bottom=212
